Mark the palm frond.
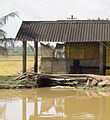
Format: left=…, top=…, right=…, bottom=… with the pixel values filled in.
left=0, top=37, right=15, bottom=42
left=0, top=38, right=15, bottom=48
left=0, top=12, right=18, bottom=55
left=0, top=12, right=18, bottom=27
left=0, top=29, right=6, bottom=38
left=28, top=43, right=34, bottom=52
left=0, top=45, right=8, bottom=55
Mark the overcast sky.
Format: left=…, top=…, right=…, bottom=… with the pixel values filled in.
left=0, top=0, right=110, bottom=38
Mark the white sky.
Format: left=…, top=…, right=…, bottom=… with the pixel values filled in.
left=0, top=0, right=110, bottom=38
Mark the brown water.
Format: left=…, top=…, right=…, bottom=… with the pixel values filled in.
left=0, top=88, right=110, bottom=120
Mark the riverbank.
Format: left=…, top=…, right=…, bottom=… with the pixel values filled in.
left=0, top=74, right=38, bottom=89
left=1, top=73, right=110, bottom=90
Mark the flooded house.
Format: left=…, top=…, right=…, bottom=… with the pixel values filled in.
left=16, top=20, right=110, bottom=75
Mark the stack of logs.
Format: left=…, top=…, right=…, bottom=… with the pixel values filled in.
left=13, top=72, right=39, bottom=88
left=13, top=73, right=110, bottom=88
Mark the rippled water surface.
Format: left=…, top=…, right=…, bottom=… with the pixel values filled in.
left=0, top=88, right=110, bottom=120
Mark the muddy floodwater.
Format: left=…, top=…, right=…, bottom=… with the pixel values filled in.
left=0, top=88, right=110, bottom=120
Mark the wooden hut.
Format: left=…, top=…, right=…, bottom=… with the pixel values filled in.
left=16, top=20, right=110, bottom=75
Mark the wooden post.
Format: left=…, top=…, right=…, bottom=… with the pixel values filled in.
left=34, top=41, right=38, bottom=73
left=99, top=42, right=106, bottom=75
left=23, top=41, right=27, bottom=73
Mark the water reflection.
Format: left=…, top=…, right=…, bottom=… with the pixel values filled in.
left=0, top=104, right=6, bottom=120
left=0, top=88, right=110, bottom=120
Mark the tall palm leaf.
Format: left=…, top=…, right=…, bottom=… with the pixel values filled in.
left=0, top=45, right=8, bottom=55
left=0, top=29, right=6, bottom=38
left=0, top=12, right=18, bottom=55
left=0, top=12, right=18, bottom=27
left=28, top=43, right=34, bottom=52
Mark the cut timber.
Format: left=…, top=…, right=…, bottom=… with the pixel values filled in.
left=14, top=72, right=27, bottom=81
left=13, top=73, right=107, bottom=88
left=14, top=73, right=103, bottom=82
left=38, top=74, right=102, bottom=82
left=14, top=72, right=40, bottom=81
left=51, top=77, right=87, bottom=81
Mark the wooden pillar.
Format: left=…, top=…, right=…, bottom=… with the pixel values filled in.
left=34, top=41, right=38, bottom=73
left=23, top=41, right=27, bottom=73
left=99, top=42, right=106, bottom=75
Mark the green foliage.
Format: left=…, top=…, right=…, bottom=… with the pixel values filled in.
left=28, top=43, right=34, bottom=52
left=98, top=84, right=105, bottom=88
left=0, top=12, right=18, bottom=27
left=0, top=46, right=8, bottom=55
left=88, top=17, right=109, bottom=20
left=17, top=80, right=25, bottom=85
left=0, top=76, right=13, bottom=84
left=0, top=12, right=18, bottom=55
left=97, top=17, right=101, bottom=20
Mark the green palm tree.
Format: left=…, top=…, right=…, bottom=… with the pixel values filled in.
left=0, top=12, right=18, bottom=55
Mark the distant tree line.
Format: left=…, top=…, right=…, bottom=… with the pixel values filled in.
left=7, top=44, right=40, bottom=54
left=88, top=17, right=109, bottom=20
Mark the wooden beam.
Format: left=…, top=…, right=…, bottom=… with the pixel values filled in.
left=34, top=41, right=38, bottom=73
left=23, top=41, right=27, bottom=73
left=99, top=42, right=106, bottom=75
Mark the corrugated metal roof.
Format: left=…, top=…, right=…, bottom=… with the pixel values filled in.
left=16, top=20, right=110, bottom=42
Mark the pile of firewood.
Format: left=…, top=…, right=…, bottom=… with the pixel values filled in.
left=13, top=72, right=39, bottom=88
left=13, top=73, right=110, bottom=88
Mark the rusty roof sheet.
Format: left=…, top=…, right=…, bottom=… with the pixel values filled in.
left=16, top=20, right=110, bottom=42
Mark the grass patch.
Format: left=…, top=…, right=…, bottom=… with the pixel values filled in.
left=0, top=76, right=14, bottom=84
left=17, top=80, right=25, bottom=85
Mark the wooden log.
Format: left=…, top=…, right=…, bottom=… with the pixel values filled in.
left=14, top=72, right=27, bottom=81
left=14, top=72, right=40, bottom=81
left=38, top=74, right=102, bottom=82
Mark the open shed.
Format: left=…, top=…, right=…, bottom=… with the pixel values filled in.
left=16, top=20, right=110, bottom=75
